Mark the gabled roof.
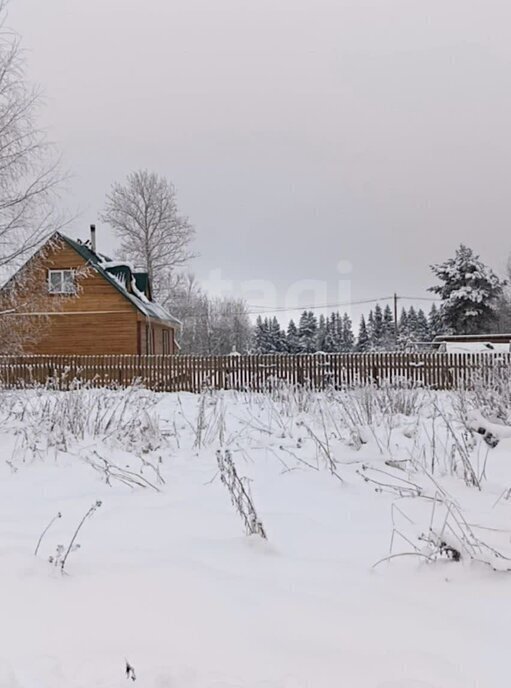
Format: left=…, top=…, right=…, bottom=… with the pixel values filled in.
left=59, top=233, right=181, bottom=328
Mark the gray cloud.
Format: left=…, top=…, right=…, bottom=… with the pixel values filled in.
left=10, top=0, right=511, bottom=321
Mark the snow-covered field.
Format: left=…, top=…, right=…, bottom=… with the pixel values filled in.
left=1, top=382, right=510, bottom=687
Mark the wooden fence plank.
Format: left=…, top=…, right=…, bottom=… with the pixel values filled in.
left=0, top=353, right=508, bottom=392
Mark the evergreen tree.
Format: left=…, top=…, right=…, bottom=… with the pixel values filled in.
left=397, top=308, right=410, bottom=349
left=254, top=316, right=269, bottom=353
left=407, top=306, right=419, bottom=343
left=341, top=312, right=355, bottom=352
left=428, top=303, right=443, bottom=341
left=286, top=319, right=300, bottom=353
left=367, top=310, right=375, bottom=350
left=371, top=304, right=384, bottom=349
left=382, top=304, right=396, bottom=350
left=268, top=316, right=287, bottom=352
left=316, top=314, right=327, bottom=352
left=356, top=315, right=370, bottom=352
left=323, top=313, right=339, bottom=352
left=298, top=310, right=318, bottom=353
left=415, top=308, right=430, bottom=342
left=429, top=244, right=504, bottom=334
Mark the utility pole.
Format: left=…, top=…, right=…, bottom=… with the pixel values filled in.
left=393, top=293, right=399, bottom=338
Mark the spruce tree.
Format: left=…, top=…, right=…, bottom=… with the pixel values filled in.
left=407, top=306, right=419, bottom=342
left=286, top=319, right=300, bottom=353
left=397, top=308, right=410, bottom=349
left=323, top=313, right=339, bottom=352
left=367, top=310, right=375, bottom=350
left=372, top=304, right=384, bottom=349
left=254, top=316, right=269, bottom=353
left=298, top=310, right=318, bottom=353
left=428, top=303, right=443, bottom=341
left=316, top=314, right=327, bottom=352
left=415, top=308, right=430, bottom=342
left=382, top=304, right=396, bottom=350
left=269, top=316, right=287, bottom=352
left=341, top=313, right=355, bottom=352
left=429, top=244, right=503, bottom=334
left=357, top=315, right=370, bottom=352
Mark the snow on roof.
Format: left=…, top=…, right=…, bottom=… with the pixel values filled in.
left=60, top=233, right=181, bottom=328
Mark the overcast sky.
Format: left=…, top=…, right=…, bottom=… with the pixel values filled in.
left=9, top=0, right=511, bottom=321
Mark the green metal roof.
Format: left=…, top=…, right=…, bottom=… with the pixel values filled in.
left=133, top=272, right=151, bottom=299
left=59, top=233, right=181, bottom=327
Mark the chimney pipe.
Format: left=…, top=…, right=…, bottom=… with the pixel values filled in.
left=90, top=224, right=96, bottom=253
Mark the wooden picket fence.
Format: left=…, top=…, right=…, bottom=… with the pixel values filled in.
left=0, top=352, right=509, bottom=392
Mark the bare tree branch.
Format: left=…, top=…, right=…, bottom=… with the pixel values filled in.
left=100, top=169, right=196, bottom=302
left=0, top=2, right=65, bottom=274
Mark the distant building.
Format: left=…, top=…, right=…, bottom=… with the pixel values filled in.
left=432, top=333, right=511, bottom=354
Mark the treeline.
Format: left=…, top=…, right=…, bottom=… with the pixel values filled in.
left=170, top=244, right=509, bottom=354
left=171, top=274, right=253, bottom=354
left=254, top=303, right=443, bottom=354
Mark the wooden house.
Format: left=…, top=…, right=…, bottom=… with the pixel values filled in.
left=1, top=228, right=181, bottom=355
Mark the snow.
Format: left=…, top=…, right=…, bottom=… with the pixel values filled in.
left=131, top=277, right=150, bottom=304
left=1, top=386, right=510, bottom=687
left=97, top=257, right=137, bottom=272
left=445, top=342, right=510, bottom=354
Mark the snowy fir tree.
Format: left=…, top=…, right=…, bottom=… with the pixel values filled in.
left=367, top=310, right=375, bottom=350
left=316, top=314, right=327, bottom=352
left=298, top=311, right=318, bottom=353
left=429, top=244, right=504, bottom=334
left=323, top=313, right=340, bottom=352
left=415, top=308, right=430, bottom=342
left=269, top=317, right=287, bottom=352
left=341, top=313, right=355, bottom=352
left=371, top=304, right=384, bottom=349
left=428, top=303, right=443, bottom=340
left=406, top=307, right=419, bottom=343
left=254, top=316, right=269, bottom=353
left=286, top=319, right=300, bottom=353
left=381, top=304, right=396, bottom=349
left=253, top=316, right=286, bottom=353
left=397, top=308, right=410, bottom=348
left=356, top=315, right=370, bottom=352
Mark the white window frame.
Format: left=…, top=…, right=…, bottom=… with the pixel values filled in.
left=48, top=269, right=76, bottom=295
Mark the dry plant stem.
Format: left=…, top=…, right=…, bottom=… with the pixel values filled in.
left=87, top=451, right=161, bottom=492
left=433, top=402, right=480, bottom=489
left=34, top=511, right=61, bottom=556
left=302, top=422, right=344, bottom=482
left=216, top=449, right=267, bottom=539
left=279, top=445, right=320, bottom=471
left=372, top=552, right=433, bottom=569
left=60, top=500, right=102, bottom=573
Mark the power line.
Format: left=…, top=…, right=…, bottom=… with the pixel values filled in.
left=245, top=294, right=440, bottom=316
left=246, top=296, right=394, bottom=315
left=171, top=293, right=441, bottom=319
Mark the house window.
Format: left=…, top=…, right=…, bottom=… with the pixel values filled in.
left=48, top=269, right=76, bottom=295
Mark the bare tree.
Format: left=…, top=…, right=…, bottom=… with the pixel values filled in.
left=0, top=2, right=68, bottom=353
left=170, top=273, right=252, bottom=354
left=0, top=0, right=63, bottom=274
left=101, top=170, right=195, bottom=302
left=0, top=258, right=53, bottom=353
